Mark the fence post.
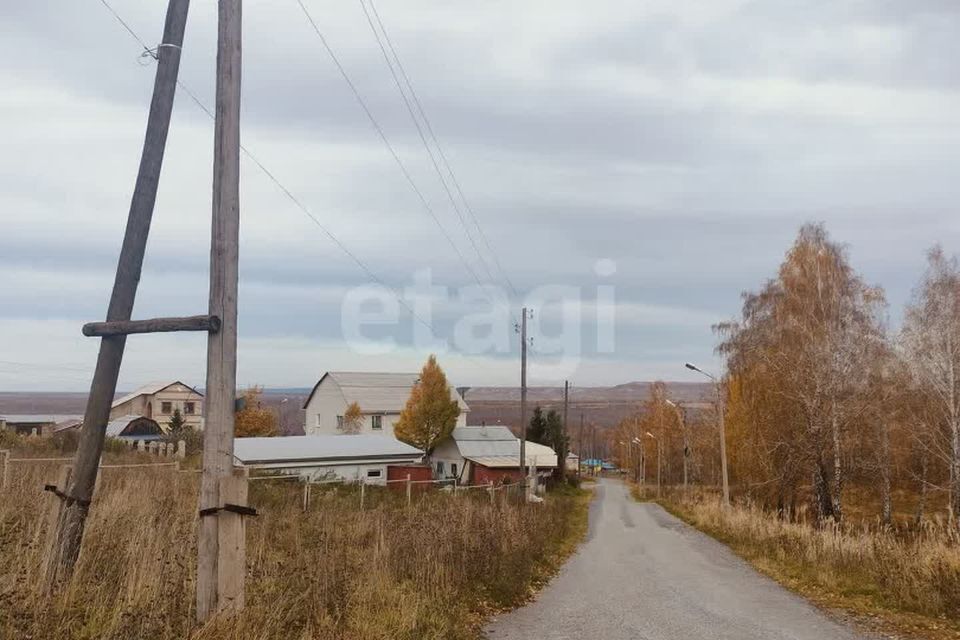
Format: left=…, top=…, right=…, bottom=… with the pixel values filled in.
left=302, top=480, right=310, bottom=512
left=0, top=449, right=9, bottom=490
left=406, top=473, right=411, bottom=508
left=488, top=480, right=494, bottom=503
left=177, top=440, right=186, bottom=459
left=43, top=464, right=73, bottom=589
left=360, top=478, right=366, bottom=511
left=453, top=481, right=458, bottom=498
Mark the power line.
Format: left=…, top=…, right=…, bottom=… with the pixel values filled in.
left=96, top=0, right=440, bottom=336
left=362, top=0, right=519, bottom=298
left=295, top=0, right=489, bottom=293
left=357, top=0, right=497, bottom=289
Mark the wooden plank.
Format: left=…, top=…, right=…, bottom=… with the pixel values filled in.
left=82, top=314, right=220, bottom=337
left=216, top=469, right=248, bottom=613
left=43, top=464, right=72, bottom=591
left=48, top=0, right=192, bottom=589
left=197, top=0, right=242, bottom=622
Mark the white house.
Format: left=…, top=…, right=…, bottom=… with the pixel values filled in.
left=302, top=371, right=469, bottom=438
left=111, top=380, right=204, bottom=431
left=431, top=425, right=558, bottom=485
left=233, top=434, right=425, bottom=485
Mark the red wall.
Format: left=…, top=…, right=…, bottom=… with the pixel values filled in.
left=471, top=465, right=524, bottom=486
left=387, top=464, right=433, bottom=489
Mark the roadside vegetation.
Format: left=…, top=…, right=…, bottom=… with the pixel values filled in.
left=632, top=486, right=960, bottom=639
left=0, top=434, right=590, bottom=639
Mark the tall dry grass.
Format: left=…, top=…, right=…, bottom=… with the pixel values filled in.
left=639, top=486, right=960, bottom=629
left=0, top=458, right=587, bottom=640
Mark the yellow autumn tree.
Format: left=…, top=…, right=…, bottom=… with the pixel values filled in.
left=341, top=401, right=363, bottom=434
left=394, top=355, right=460, bottom=454
left=235, top=386, right=278, bottom=437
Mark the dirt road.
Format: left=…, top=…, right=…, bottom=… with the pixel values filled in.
left=484, top=479, right=871, bottom=640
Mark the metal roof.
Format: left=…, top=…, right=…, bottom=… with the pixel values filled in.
left=451, top=426, right=558, bottom=468
left=111, top=380, right=202, bottom=408
left=234, top=434, right=424, bottom=466
left=0, top=414, right=83, bottom=424
left=302, top=371, right=470, bottom=413
left=105, top=414, right=159, bottom=437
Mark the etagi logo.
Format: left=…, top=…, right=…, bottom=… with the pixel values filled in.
left=340, top=259, right=616, bottom=377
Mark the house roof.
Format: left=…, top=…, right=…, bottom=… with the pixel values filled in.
left=0, top=414, right=83, bottom=425
left=302, top=371, right=470, bottom=413
left=105, top=414, right=159, bottom=437
left=111, top=380, right=202, bottom=409
left=234, top=434, right=425, bottom=466
left=451, top=426, right=558, bottom=468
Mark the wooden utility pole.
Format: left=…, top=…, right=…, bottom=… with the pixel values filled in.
left=47, top=0, right=192, bottom=586
left=197, top=0, right=242, bottom=622
left=518, top=308, right=529, bottom=483
left=577, top=412, right=583, bottom=479
left=560, top=380, right=569, bottom=481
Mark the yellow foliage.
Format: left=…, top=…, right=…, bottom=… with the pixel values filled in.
left=235, top=386, right=278, bottom=437
left=394, top=355, right=460, bottom=454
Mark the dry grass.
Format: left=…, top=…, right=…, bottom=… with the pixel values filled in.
left=634, top=485, right=960, bottom=640
left=0, top=454, right=589, bottom=639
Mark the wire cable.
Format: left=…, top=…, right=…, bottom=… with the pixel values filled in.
left=96, top=0, right=439, bottom=336
left=362, top=0, right=519, bottom=298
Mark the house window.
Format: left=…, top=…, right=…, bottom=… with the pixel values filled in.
left=367, top=469, right=382, bottom=479
left=161, top=401, right=172, bottom=415
left=316, top=414, right=322, bottom=427
left=436, top=461, right=445, bottom=476
left=184, top=402, right=195, bottom=415
left=451, top=463, right=458, bottom=478
left=371, top=415, right=382, bottom=430
left=336, top=415, right=344, bottom=429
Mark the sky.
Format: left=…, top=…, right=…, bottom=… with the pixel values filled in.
left=1, top=0, right=959, bottom=392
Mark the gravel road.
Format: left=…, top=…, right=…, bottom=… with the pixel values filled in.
left=483, top=478, right=871, bottom=640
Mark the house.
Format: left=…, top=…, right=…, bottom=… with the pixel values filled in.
left=233, top=434, right=425, bottom=486
left=431, top=425, right=558, bottom=485
left=302, top=371, right=469, bottom=438
left=0, top=414, right=83, bottom=437
left=54, top=414, right=165, bottom=442
left=111, top=381, right=204, bottom=431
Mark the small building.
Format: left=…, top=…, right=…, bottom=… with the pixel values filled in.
left=566, top=452, right=580, bottom=472
left=0, top=414, right=83, bottom=437
left=302, top=371, right=469, bottom=438
left=431, top=425, right=558, bottom=485
left=233, top=434, right=425, bottom=486
left=51, top=414, right=166, bottom=442
left=111, top=381, right=204, bottom=431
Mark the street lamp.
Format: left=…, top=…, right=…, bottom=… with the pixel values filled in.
left=666, top=399, right=689, bottom=490
left=644, top=431, right=661, bottom=498
left=685, top=362, right=730, bottom=507
left=631, top=437, right=644, bottom=484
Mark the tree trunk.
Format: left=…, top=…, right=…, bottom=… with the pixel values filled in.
left=813, top=458, right=834, bottom=525
left=915, top=452, right=928, bottom=525
left=879, top=420, right=892, bottom=527
left=830, top=411, right=844, bottom=523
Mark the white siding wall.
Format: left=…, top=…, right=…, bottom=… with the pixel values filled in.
left=293, top=463, right=390, bottom=486
left=430, top=438, right=466, bottom=482
left=304, top=378, right=349, bottom=436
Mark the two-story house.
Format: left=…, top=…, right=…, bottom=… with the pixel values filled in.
left=302, top=371, right=469, bottom=438
left=110, top=380, right=205, bottom=431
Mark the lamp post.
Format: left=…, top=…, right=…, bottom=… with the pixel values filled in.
left=632, top=437, right=643, bottom=484
left=666, top=399, right=688, bottom=490
left=645, top=432, right=661, bottom=498
left=685, top=362, right=730, bottom=507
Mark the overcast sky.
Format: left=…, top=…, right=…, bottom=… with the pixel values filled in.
left=1, top=0, right=958, bottom=392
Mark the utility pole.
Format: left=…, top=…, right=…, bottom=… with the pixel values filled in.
left=517, top=308, right=529, bottom=484
left=47, top=0, right=192, bottom=587
left=197, top=0, right=242, bottom=622
left=560, top=379, right=569, bottom=481
left=578, top=412, right=584, bottom=479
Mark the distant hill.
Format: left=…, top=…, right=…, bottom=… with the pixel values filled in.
left=0, top=381, right=713, bottom=436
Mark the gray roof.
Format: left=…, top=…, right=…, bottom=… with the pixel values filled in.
left=112, top=380, right=202, bottom=408
left=0, top=414, right=83, bottom=425
left=234, top=434, right=425, bottom=466
left=303, top=371, right=470, bottom=413
left=451, top=426, right=558, bottom=468
left=105, top=414, right=160, bottom=437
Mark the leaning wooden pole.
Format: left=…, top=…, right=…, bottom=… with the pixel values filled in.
left=197, top=0, right=242, bottom=622
left=47, top=0, right=191, bottom=587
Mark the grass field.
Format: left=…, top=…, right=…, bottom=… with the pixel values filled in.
left=632, top=485, right=960, bottom=640
left=0, top=446, right=590, bottom=640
